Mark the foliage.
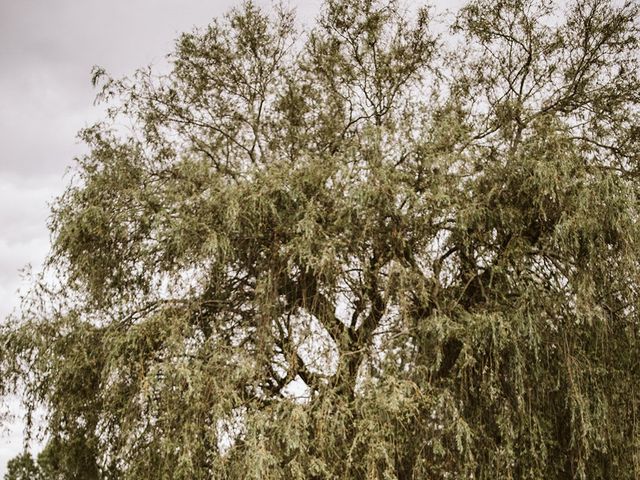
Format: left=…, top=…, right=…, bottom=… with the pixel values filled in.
left=3, top=453, right=39, bottom=480
left=2, top=0, right=640, bottom=478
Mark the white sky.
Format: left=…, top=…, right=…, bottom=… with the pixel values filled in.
left=0, top=0, right=463, bottom=474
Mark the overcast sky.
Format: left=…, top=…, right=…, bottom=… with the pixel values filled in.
left=0, top=0, right=463, bottom=473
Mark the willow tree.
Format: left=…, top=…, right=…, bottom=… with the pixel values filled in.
left=2, top=0, right=639, bottom=478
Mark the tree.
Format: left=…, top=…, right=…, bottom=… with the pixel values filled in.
left=1, top=0, right=639, bottom=478
left=2, top=442, right=86, bottom=480
left=3, top=453, right=39, bottom=480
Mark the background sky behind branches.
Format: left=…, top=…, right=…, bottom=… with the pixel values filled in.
left=0, top=0, right=462, bottom=474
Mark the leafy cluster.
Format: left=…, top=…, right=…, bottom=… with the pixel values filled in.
left=2, top=0, right=639, bottom=478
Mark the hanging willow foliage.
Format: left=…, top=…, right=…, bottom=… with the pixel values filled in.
left=2, top=0, right=639, bottom=478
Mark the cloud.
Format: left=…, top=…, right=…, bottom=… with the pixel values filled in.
left=0, top=178, right=57, bottom=321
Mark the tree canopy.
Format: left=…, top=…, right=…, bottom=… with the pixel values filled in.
left=2, top=0, right=640, bottom=478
